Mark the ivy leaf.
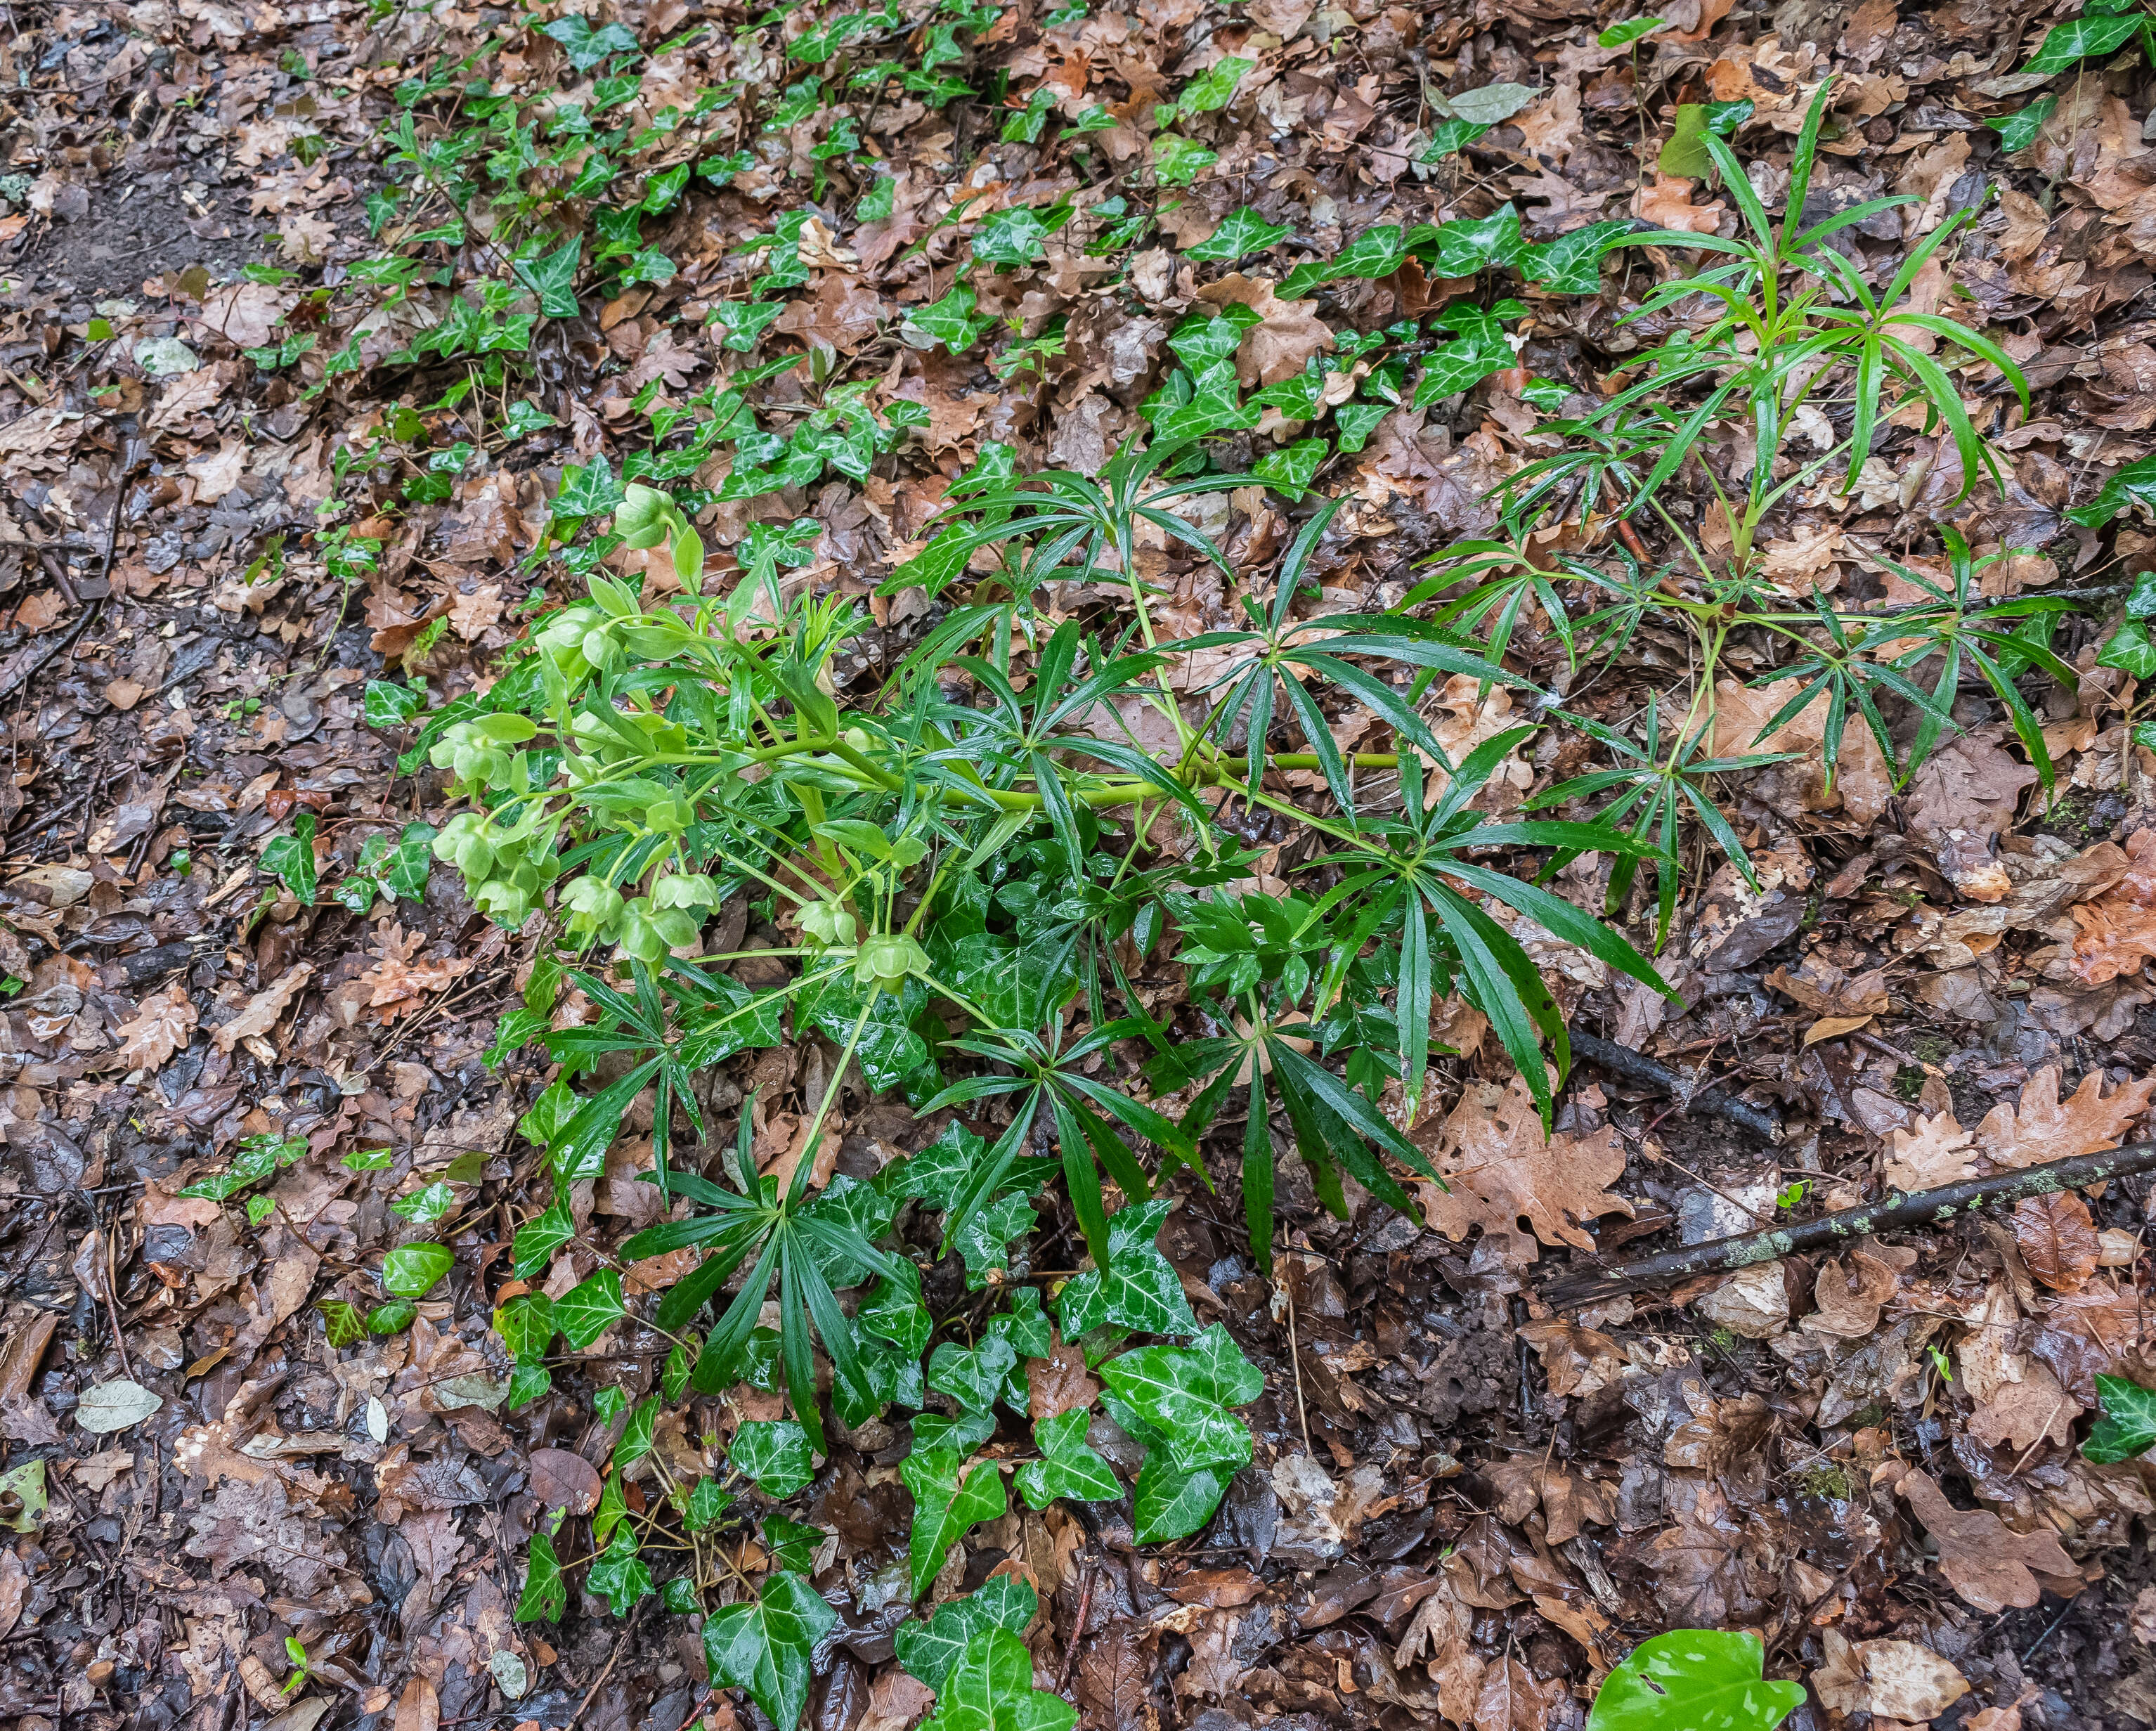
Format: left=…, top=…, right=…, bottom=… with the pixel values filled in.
left=1424, top=204, right=1526, bottom=276
left=763, top=1515, right=825, bottom=1574
left=2100, top=621, right=2156, bottom=680
left=927, top=1335, right=1020, bottom=1415
left=317, top=1299, right=365, bottom=1349
left=894, top=1577, right=1039, bottom=1694
left=2025, top=10, right=2145, bottom=72
left=1056, top=1199, right=1200, bottom=1339
left=1420, top=116, right=1488, bottom=160
left=363, top=680, right=427, bottom=728
left=1173, top=56, right=1251, bottom=115
left=1152, top=135, right=1218, bottom=186
left=1131, top=1454, right=1234, bottom=1545
left=556, top=1269, right=626, bottom=1347
left=682, top=1477, right=734, bottom=1532
left=920, top=1627, right=1077, bottom=1731
left=1014, top=1408, right=1122, bottom=1509
left=732, top=1419, right=816, bottom=1496
left=713, top=299, right=786, bottom=352
left=585, top=1524, right=654, bottom=1616
left=261, top=813, right=318, bottom=905
left=381, top=1242, right=453, bottom=1297
left=1988, top=96, right=2056, bottom=154
left=2070, top=453, right=2156, bottom=527
left=953, top=1190, right=1036, bottom=1289
left=2085, top=1374, right=2156, bottom=1463
left=972, top=207, right=1049, bottom=268
left=514, top=1531, right=567, bottom=1622
left=1184, top=207, right=1290, bottom=263
left=904, top=283, right=993, bottom=351
left=701, top=1571, right=838, bottom=1731
left=1585, top=1630, right=1805, bottom=1731
left=613, top=1398, right=657, bottom=1470
left=1098, top=1323, right=1262, bottom=1474
left=901, top=1450, right=1007, bottom=1598
left=1254, top=437, right=1329, bottom=500
left=544, top=14, right=642, bottom=71
left=516, top=234, right=583, bottom=318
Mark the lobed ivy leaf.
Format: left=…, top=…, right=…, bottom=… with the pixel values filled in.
left=895, top=1576, right=1040, bottom=1694
left=702, top=1571, right=837, bottom=1731
left=585, top=1524, right=654, bottom=1616
left=921, top=1626, right=1077, bottom=1731
left=1098, top=1323, right=1262, bottom=1475
left=2085, top=1373, right=2156, bottom=1464
left=514, top=1531, right=567, bottom=1622
left=555, top=1269, right=626, bottom=1347
left=901, top=1449, right=1007, bottom=1598
left=1056, top=1199, right=1200, bottom=1339
left=732, top=1419, right=816, bottom=1496
left=1184, top=207, right=1290, bottom=263
left=1013, top=1408, right=1122, bottom=1509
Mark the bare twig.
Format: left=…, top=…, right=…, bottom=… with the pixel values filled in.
left=1055, top=1562, right=1096, bottom=1695
left=1571, top=1030, right=1784, bottom=1143
left=1545, top=1139, right=2156, bottom=1304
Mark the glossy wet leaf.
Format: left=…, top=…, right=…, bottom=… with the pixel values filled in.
left=732, top=1419, right=816, bottom=1496
left=1014, top=1408, right=1121, bottom=1508
left=701, top=1571, right=837, bottom=1730
left=1585, top=1630, right=1805, bottom=1731
left=901, top=1449, right=1007, bottom=1598
left=895, top=1576, right=1039, bottom=1694
left=1056, top=1199, right=1200, bottom=1339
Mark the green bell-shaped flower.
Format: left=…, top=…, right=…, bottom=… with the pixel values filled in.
left=561, top=876, right=626, bottom=941
left=432, top=812, right=495, bottom=879
left=616, top=897, right=701, bottom=965
left=798, top=900, right=858, bottom=947
left=855, top=933, right=928, bottom=990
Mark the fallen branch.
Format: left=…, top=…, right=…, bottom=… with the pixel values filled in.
left=1569, top=1030, right=1784, bottom=1144
left=1543, top=1139, right=2156, bottom=1305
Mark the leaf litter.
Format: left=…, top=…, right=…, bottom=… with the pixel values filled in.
left=12, top=0, right=2156, bottom=1730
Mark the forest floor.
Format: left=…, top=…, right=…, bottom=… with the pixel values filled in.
left=10, top=0, right=2156, bottom=1729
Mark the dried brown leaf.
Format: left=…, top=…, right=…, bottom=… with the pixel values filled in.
left=2012, top=1191, right=2100, bottom=1292
left=1975, top=1064, right=2156, bottom=1169
left=1900, top=1469, right=2078, bottom=1614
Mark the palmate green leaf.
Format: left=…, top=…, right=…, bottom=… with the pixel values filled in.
left=901, top=1449, right=1007, bottom=1598
left=895, top=1578, right=1039, bottom=1694
left=702, top=1571, right=837, bottom=1731
left=1184, top=206, right=1290, bottom=262
left=1098, top=1323, right=1261, bottom=1474
left=921, top=1628, right=1078, bottom=1731
left=732, top=1419, right=815, bottom=1496
left=928, top=1335, right=1021, bottom=1415
left=1585, top=1631, right=1805, bottom=1731
left=1014, top=1408, right=1122, bottom=1508
left=1056, top=1199, right=1200, bottom=1338
left=2085, top=1373, right=2156, bottom=1463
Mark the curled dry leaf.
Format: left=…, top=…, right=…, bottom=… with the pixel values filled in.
left=1885, top=1112, right=1978, bottom=1191
left=526, top=1447, right=602, bottom=1515
left=1899, top=1469, right=2079, bottom=1614
left=1805, top=1248, right=1902, bottom=1338
left=2011, top=1191, right=2100, bottom=1292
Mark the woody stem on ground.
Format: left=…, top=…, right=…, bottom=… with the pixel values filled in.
left=1543, top=1139, right=2156, bottom=1304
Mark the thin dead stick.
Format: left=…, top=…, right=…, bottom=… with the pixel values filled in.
left=564, top=1602, right=648, bottom=1731
left=1570, top=1030, right=1784, bottom=1143
left=1543, top=1139, right=2156, bottom=1305
left=1055, top=1562, right=1096, bottom=1694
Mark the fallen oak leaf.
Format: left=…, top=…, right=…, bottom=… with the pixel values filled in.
left=2012, top=1190, right=2100, bottom=1292
left=1976, top=1064, right=2156, bottom=1169
left=109, top=980, right=199, bottom=1075
left=1897, top=1469, right=2079, bottom=1614
left=212, top=962, right=314, bottom=1053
